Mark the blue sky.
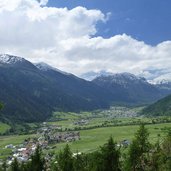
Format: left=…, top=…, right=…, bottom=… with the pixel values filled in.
left=0, top=0, right=171, bottom=82
left=48, top=0, right=171, bottom=45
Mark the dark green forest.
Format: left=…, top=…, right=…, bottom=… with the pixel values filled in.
left=142, top=94, right=171, bottom=116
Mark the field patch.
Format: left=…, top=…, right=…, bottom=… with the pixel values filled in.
left=0, top=123, right=10, bottom=134
left=52, top=123, right=171, bottom=153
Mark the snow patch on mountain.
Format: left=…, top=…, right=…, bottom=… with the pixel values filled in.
left=0, top=54, right=25, bottom=64
left=93, top=72, right=148, bottom=87
left=35, top=62, right=55, bottom=71
left=80, top=70, right=113, bottom=81
left=97, top=72, right=146, bottom=82
left=35, top=62, right=71, bottom=75
left=152, top=73, right=171, bottom=84
left=138, top=69, right=171, bottom=84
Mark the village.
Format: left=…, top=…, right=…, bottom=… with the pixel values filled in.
left=2, top=123, right=80, bottom=165
left=0, top=115, right=134, bottom=167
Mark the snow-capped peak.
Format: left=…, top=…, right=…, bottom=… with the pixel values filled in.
left=98, top=72, right=145, bottom=81
left=94, top=72, right=147, bottom=86
left=0, top=54, right=25, bottom=64
left=34, top=62, right=71, bottom=75
left=115, top=72, right=137, bottom=79
left=80, top=70, right=113, bottom=81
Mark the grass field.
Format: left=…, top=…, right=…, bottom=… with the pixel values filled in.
left=46, top=109, right=171, bottom=153
left=0, top=122, right=10, bottom=134
left=0, top=122, right=170, bottom=159
left=47, top=108, right=171, bottom=132
left=51, top=122, right=171, bottom=153
left=0, top=106, right=171, bottom=160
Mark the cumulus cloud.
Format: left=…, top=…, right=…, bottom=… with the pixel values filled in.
left=0, top=0, right=171, bottom=82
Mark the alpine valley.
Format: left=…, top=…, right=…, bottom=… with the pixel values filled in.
left=0, top=54, right=171, bottom=123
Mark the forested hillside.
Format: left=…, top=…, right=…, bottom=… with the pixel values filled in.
left=142, top=94, right=171, bottom=116
left=0, top=55, right=111, bottom=122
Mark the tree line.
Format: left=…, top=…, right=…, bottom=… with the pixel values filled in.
left=1, top=124, right=171, bottom=171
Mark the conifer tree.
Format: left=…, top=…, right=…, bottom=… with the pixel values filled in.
left=99, top=136, right=120, bottom=171
left=2, top=160, right=7, bottom=171
left=126, top=124, right=151, bottom=171
left=162, top=130, right=171, bottom=171
left=73, top=153, right=86, bottom=171
left=149, top=141, right=164, bottom=171
left=57, top=144, right=74, bottom=171
left=10, top=158, right=20, bottom=171
left=29, top=145, right=44, bottom=171
left=85, top=150, right=102, bottom=171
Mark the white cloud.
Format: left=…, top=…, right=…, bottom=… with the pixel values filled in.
left=39, top=0, right=48, bottom=6
left=0, top=0, right=171, bottom=82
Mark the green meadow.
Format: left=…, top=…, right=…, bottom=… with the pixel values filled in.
left=51, top=122, right=171, bottom=153
left=0, top=107, right=171, bottom=159
left=0, top=123, right=10, bottom=134
left=0, top=122, right=170, bottom=159
left=45, top=109, right=171, bottom=153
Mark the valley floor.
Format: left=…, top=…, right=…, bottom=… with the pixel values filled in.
left=0, top=121, right=171, bottom=160
left=0, top=106, right=171, bottom=161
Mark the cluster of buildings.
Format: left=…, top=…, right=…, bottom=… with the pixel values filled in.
left=73, top=119, right=89, bottom=126
left=39, top=129, right=80, bottom=144
left=4, top=123, right=80, bottom=165
left=5, top=138, right=48, bottom=165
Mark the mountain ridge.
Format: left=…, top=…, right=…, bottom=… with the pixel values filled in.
left=0, top=54, right=111, bottom=122
left=92, top=73, right=165, bottom=105
left=81, top=69, right=171, bottom=84
left=1, top=54, right=171, bottom=122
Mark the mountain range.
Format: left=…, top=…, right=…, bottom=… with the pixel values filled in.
left=93, top=73, right=171, bottom=105
left=0, top=54, right=112, bottom=122
left=80, top=69, right=171, bottom=84
left=0, top=54, right=171, bottom=122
